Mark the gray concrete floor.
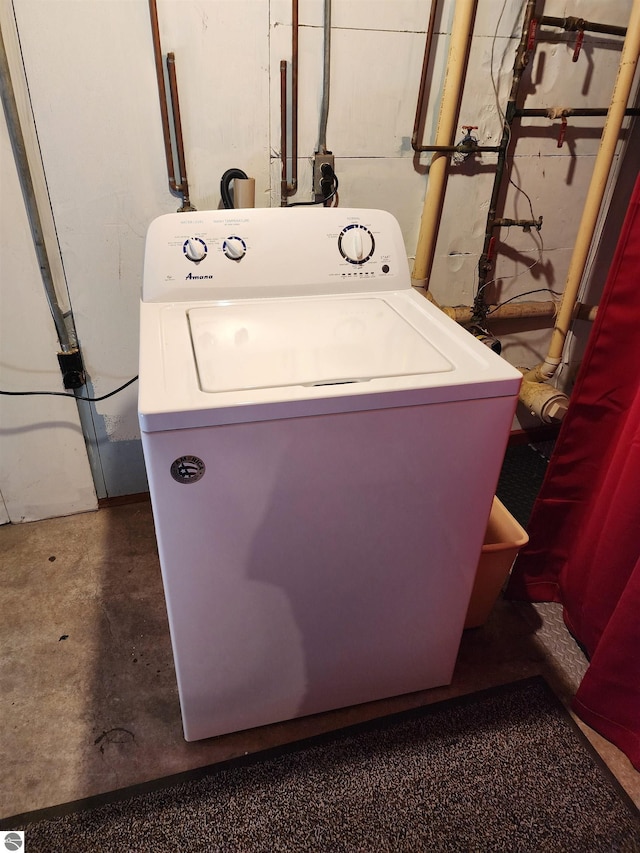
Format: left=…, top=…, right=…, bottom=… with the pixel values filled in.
left=1, top=501, right=639, bottom=820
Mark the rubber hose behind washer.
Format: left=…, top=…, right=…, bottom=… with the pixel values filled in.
left=220, top=168, right=249, bottom=209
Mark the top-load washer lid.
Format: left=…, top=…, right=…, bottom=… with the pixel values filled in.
left=188, top=297, right=453, bottom=393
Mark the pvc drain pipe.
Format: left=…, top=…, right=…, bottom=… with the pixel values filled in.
left=532, top=0, right=640, bottom=382
left=411, top=0, right=478, bottom=290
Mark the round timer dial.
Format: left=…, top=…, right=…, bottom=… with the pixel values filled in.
left=338, top=224, right=375, bottom=265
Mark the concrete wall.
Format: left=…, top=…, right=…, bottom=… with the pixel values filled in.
left=1, top=0, right=637, bottom=517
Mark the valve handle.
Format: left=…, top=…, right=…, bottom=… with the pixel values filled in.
left=557, top=116, right=568, bottom=148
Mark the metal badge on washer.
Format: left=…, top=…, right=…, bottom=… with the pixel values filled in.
left=170, top=456, right=205, bottom=484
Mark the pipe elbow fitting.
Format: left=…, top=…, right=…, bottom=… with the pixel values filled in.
left=517, top=370, right=569, bottom=424
left=521, top=358, right=561, bottom=384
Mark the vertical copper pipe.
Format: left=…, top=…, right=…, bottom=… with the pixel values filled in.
left=148, top=0, right=193, bottom=210
left=280, top=0, right=299, bottom=204
left=290, top=0, right=298, bottom=195
left=149, top=0, right=178, bottom=192
left=411, top=0, right=439, bottom=150
left=166, top=52, right=192, bottom=209
left=280, top=60, right=289, bottom=206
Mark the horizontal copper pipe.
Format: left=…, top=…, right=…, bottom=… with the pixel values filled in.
left=516, top=107, right=640, bottom=118
left=414, top=143, right=502, bottom=153
left=540, top=15, right=626, bottom=37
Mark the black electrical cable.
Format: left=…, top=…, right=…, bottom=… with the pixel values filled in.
left=288, top=173, right=339, bottom=207
left=0, top=375, right=138, bottom=401
left=220, top=169, right=249, bottom=209
left=2, top=174, right=333, bottom=406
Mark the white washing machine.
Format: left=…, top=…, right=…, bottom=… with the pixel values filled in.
left=138, top=207, right=521, bottom=742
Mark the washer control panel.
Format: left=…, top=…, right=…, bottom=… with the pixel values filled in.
left=143, top=207, right=409, bottom=302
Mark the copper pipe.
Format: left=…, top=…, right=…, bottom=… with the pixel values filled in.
left=412, top=1, right=504, bottom=154
left=149, top=0, right=177, bottom=191
left=280, top=0, right=298, bottom=205
left=148, top=0, right=193, bottom=210
left=280, top=60, right=288, bottom=206
left=416, top=143, right=502, bottom=153
left=412, top=1, right=499, bottom=154
left=412, top=0, right=478, bottom=289
left=473, top=0, right=537, bottom=319
left=516, top=107, right=640, bottom=118
left=290, top=0, right=298, bottom=195
left=540, top=15, right=626, bottom=37
left=411, top=0, right=439, bottom=150
left=166, top=52, right=193, bottom=210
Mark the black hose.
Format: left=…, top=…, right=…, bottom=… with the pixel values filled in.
left=220, top=169, right=248, bottom=209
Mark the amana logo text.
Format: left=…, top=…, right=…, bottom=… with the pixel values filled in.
left=185, top=272, right=214, bottom=280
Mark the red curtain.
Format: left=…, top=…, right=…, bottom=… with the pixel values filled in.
left=506, top=173, right=640, bottom=770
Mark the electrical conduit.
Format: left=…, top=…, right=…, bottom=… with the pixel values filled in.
left=412, top=0, right=478, bottom=290
left=0, top=25, right=74, bottom=353
left=318, top=0, right=331, bottom=155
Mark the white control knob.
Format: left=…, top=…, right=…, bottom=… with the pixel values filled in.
left=338, top=225, right=375, bottom=265
left=223, top=236, right=247, bottom=260
left=184, top=237, right=207, bottom=262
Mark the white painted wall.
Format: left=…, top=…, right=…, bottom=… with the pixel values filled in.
left=0, top=96, right=96, bottom=522
left=1, top=0, right=638, bottom=515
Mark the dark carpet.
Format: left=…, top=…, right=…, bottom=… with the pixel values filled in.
left=7, top=677, right=639, bottom=853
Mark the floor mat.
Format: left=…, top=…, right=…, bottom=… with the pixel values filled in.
left=6, top=677, right=639, bottom=853
left=496, top=444, right=551, bottom=528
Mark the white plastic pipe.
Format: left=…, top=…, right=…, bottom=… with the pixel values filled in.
left=412, top=0, right=477, bottom=289
left=534, top=0, right=640, bottom=381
